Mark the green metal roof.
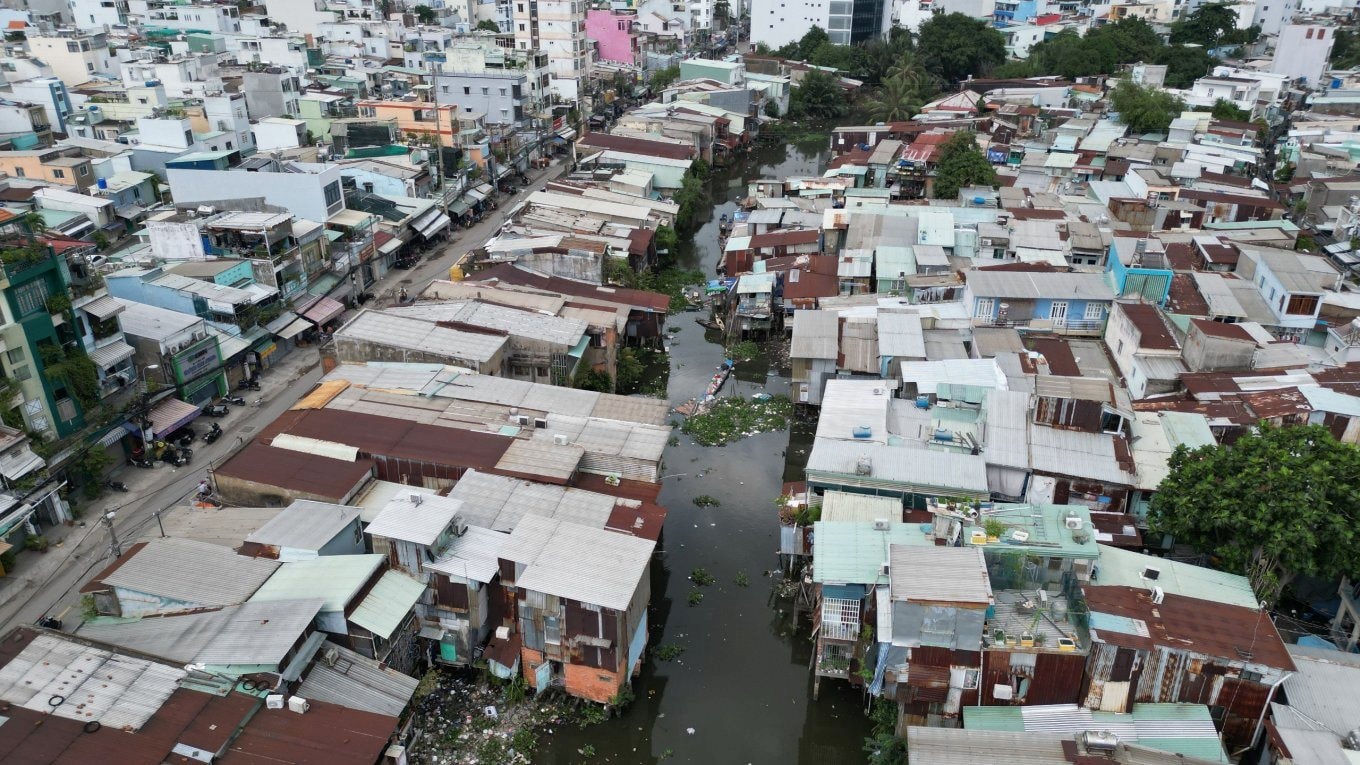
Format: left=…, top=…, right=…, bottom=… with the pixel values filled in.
left=247, top=554, right=384, bottom=612
left=811, top=521, right=935, bottom=585
left=960, top=706, right=1025, bottom=731
left=963, top=703, right=1228, bottom=763
left=963, top=504, right=1099, bottom=560
left=1158, top=411, right=1216, bottom=450
left=349, top=570, right=426, bottom=638
left=345, top=144, right=412, bottom=159
left=1092, top=544, right=1258, bottom=609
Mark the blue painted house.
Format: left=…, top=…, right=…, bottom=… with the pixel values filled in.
left=1108, top=236, right=1173, bottom=306
left=964, top=269, right=1116, bottom=335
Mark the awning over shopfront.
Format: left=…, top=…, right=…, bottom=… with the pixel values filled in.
left=276, top=317, right=311, bottom=339
left=413, top=208, right=451, bottom=239
left=553, top=127, right=577, bottom=143
left=474, top=183, right=494, bottom=197
left=301, top=295, right=346, bottom=326
left=79, top=295, right=125, bottom=321
left=465, top=187, right=487, bottom=204
left=114, top=204, right=146, bottom=220
left=88, top=340, right=135, bottom=369
left=135, top=397, right=201, bottom=439
left=379, top=234, right=406, bottom=255
left=449, top=200, right=470, bottom=216
left=307, top=273, right=342, bottom=297
left=97, top=426, right=128, bottom=447
left=265, top=311, right=300, bottom=335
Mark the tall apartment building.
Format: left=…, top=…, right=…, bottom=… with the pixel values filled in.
left=25, top=30, right=116, bottom=85
left=512, top=0, right=588, bottom=101
left=750, top=0, right=890, bottom=48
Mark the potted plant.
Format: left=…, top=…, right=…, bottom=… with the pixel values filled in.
left=23, top=534, right=48, bottom=553
left=984, top=518, right=1005, bottom=542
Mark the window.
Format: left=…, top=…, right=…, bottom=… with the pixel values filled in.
left=1084, top=303, right=1106, bottom=321
left=13, top=166, right=23, bottom=178
left=1285, top=294, right=1319, bottom=316
left=481, top=87, right=489, bottom=95
left=463, top=86, right=471, bottom=95
left=5, top=348, right=21, bottom=365
left=519, top=22, right=525, bottom=30
left=12, top=365, right=29, bottom=381
left=322, top=180, right=342, bottom=210
left=974, top=297, right=995, bottom=321
left=51, top=169, right=65, bottom=179
left=14, top=281, right=49, bottom=317
left=500, top=88, right=507, bottom=96
left=544, top=615, right=561, bottom=644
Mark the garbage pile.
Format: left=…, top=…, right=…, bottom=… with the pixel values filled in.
left=407, top=671, right=574, bottom=765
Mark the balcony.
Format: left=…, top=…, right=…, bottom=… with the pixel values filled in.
left=974, top=317, right=1107, bottom=336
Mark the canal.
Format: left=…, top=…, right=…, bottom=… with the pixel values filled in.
left=534, top=131, right=873, bottom=764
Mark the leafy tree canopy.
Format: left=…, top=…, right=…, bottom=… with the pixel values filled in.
left=917, top=13, right=1006, bottom=84
left=777, top=26, right=830, bottom=61
left=474, top=18, right=501, bottom=32
left=1148, top=424, right=1360, bottom=605
left=1169, top=3, right=1238, bottom=47
left=1153, top=44, right=1218, bottom=88
left=413, top=4, right=437, bottom=24
left=933, top=131, right=997, bottom=200
left=1109, top=79, right=1186, bottom=133
left=1210, top=97, right=1250, bottom=122
left=650, top=65, right=681, bottom=91
left=1333, top=29, right=1360, bottom=69
left=789, top=67, right=849, bottom=121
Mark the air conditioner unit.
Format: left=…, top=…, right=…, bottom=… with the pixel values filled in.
left=1010, top=529, right=1030, bottom=543
left=533, top=417, right=547, bottom=429
left=552, top=433, right=570, bottom=446
left=872, top=518, right=890, bottom=531
left=514, top=414, right=530, bottom=426
left=495, top=625, right=510, bottom=640
left=265, top=694, right=285, bottom=709
left=322, top=646, right=340, bottom=667
left=409, top=491, right=423, bottom=506
left=1151, top=586, right=1165, bottom=605
left=1064, top=515, right=1083, bottom=530
left=993, top=684, right=1014, bottom=700
left=287, top=696, right=309, bottom=714
left=450, top=513, right=468, bottom=537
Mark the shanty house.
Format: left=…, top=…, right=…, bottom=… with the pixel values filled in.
left=965, top=270, right=1115, bottom=335
left=239, top=499, right=366, bottom=561
left=791, top=309, right=840, bottom=406
left=81, top=538, right=279, bottom=617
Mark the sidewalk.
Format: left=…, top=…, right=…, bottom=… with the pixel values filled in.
left=0, top=343, right=322, bottom=628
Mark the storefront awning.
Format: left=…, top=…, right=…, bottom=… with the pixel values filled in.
left=97, top=426, right=128, bottom=447
left=114, top=204, right=146, bottom=220
left=465, top=188, right=486, bottom=203
left=265, top=311, right=300, bottom=335
left=276, top=317, right=311, bottom=339
left=555, top=127, right=577, bottom=141
left=301, top=295, right=346, bottom=326
left=89, top=340, right=135, bottom=369
left=144, top=397, right=201, bottom=438
left=379, top=235, right=405, bottom=255
left=79, top=295, right=125, bottom=321
left=449, top=200, right=470, bottom=216
left=414, top=209, right=451, bottom=239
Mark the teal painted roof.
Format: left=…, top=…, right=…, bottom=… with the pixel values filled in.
left=1158, top=410, right=1216, bottom=449
left=1092, top=544, right=1258, bottom=609
left=248, top=554, right=384, bottom=612
left=349, top=569, right=425, bottom=638
left=961, top=706, right=1025, bottom=731
left=812, top=521, right=935, bottom=585
left=963, top=504, right=1099, bottom=559
left=963, top=703, right=1227, bottom=763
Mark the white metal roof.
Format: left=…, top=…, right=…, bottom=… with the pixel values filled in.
left=900, top=358, right=1008, bottom=394
left=878, top=311, right=926, bottom=358
left=500, top=515, right=655, bottom=611
left=76, top=607, right=236, bottom=664
left=889, top=545, right=992, bottom=605
left=428, top=524, right=508, bottom=583
left=445, top=469, right=618, bottom=533
left=99, top=538, right=279, bottom=606
left=348, top=569, right=426, bottom=638
left=365, top=492, right=464, bottom=546
left=194, top=598, right=326, bottom=667
left=1028, top=423, right=1133, bottom=486
left=1279, top=645, right=1360, bottom=738
left=806, top=440, right=990, bottom=495
left=966, top=270, right=1115, bottom=300
left=0, top=632, right=186, bottom=731
left=248, top=554, right=384, bottom=612
left=790, top=310, right=839, bottom=360
left=271, top=433, right=360, bottom=462
left=112, top=297, right=203, bottom=341
left=336, top=310, right=507, bottom=364
left=821, top=492, right=902, bottom=523
left=383, top=300, right=588, bottom=348
left=244, top=499, right=362, bottom=552
left=816, top=379, right=893, bottom=444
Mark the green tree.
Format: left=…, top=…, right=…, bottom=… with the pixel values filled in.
left=789, top=68, right=849, bottom=121
left=1154, top=44, right=1217, bottom=88
left=649, top=65, right=681, bottom=91
left=573, top=367, right=613, bottom=392
left=713, top=0, right=730, bottom=27
left=1210, top=97, right=1250, bottom=121
left=1109, top=80, right=1186, bottom=133
left=1333, top=29, right=1360, bottom=69
left=654, top=224, right=679, bottom=255
left=474, top=19, right=501, bottom=32
left=933, top=131, right=996, bottom=200
left=1170, top=3, right=1238, bottom=47
left=863, top=74, right=926, bottom=123
left=764, top=99, right=780, bottom=118
left=859, top=30, right=916, bottom=84
left=413, top=4, right=437, bottom=24
left=809, top=41, right=864, bottom=73
left=917, top=13, right=1006, bottom=84
left=1086, top=16, right=1163, bottom=64
left=1148, top=424, right=1360, bottom=606
left=797, top=26, right=829, bottom=61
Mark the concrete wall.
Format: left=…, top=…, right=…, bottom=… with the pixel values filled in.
left=1181, top=324, right=1255, bottom=371
left=167, top=166, right=343, bottom=223
left=431, top=71, right=525, bottom=126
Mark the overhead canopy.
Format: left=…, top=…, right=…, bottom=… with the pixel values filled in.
left=275, top=317, right=311, bottom=339
left=80, top=295, right=126, bottom=321
left=0, top=446, right=43, bottom=481
left=301, top=296, right=346, bottom=326
left=88, top=339, right=135, bottom=369
left=140, top=397, right=201, bottom=438
left=414, top=209, right=450, bottom=239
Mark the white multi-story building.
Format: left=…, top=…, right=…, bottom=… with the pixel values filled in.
left=26, top=30, right=116, bottom=85
left=130, top=1, right=243, bottom=33
left=229, top=33, right=311, bottom=74
left=1270, top=23, right=1335, bottom=88
left=69, top=0, right=127, bottom=30
left=513, top=0, right=588, bottom=100
left=894, top=0, right=994, bottom=32
left=751, top=0, right=891, bottom=48
left=1252, top=0, right=1299, bottom=38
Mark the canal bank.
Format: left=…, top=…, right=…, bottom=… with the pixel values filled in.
left=533, top=131, right=874, bottom=764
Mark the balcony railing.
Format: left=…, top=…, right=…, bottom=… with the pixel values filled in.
left=975, top=317, right=1107, bottom=335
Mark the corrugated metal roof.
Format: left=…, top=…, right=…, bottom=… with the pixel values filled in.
left=816, top=380, right=893, bottom=444
left=1280, top=645, right=1360, bottom=738
left=1034, top=375, right=1114, bottom=403
left=965, top=503, right=1099, bottom=558
left=0, top=632, right=187, bottom=732
left=1093, top=545, right=1256, bottom=609
left=1028, top=423, right=1133, bottom=486
left=501, top=515, right=655, bottom=611
left=76, top=607, right=236, bottom=663
left=811, top=521, right=934, bottom=585
left=889, top=545, right=991, bottom=604
left=383, top=300, right=587, bottom=348
left=348, top=570, right=425, bottom=638
left=111, top=298, right=203, bottom=341
left=1271, top=727, right=1351, bottom=765
left=335, top=310, right=507, bottom=364
left=195, top=598, right=326, bottom=667
left=271, top=432, right=360, bottom=461
left=244, top=500, right=362, bottom=552
left=966, top=270, right=1115, bottom=300
left=901, top=359, right=1008, bottom=395
left=878, top=311, right=926, bottom=358
left=428, top=525, right=506, bottom=583
left=962, top=704, right=1227, bottom=763
left=248, top=554, right=383, bottom=612
left=907, top=725, right=1069, bottom=765
left=790, top=310, right=839, bottom=360
left=984, top=388, right=1032, bottom=470
left=296, top=643, right=418, bottom=717
left=821, top=492, right=900, bottom=523
left=495, top=439, right=584, bottom=482
left=365, top=493, right=464, bottom=546
left=806, top=440, right=991, bottom=496
left=99, top=538, right=279, bottom=606
left=445, top=469, right=617, bottom=533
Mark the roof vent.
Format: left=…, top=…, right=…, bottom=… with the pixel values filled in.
left=1082, top=731, right=1119, bottom=752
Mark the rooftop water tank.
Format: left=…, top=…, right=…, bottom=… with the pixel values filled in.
left=96, top=177, right=107, bottom=189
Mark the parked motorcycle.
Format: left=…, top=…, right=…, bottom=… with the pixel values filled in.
left=202, top=403, right=229, bottom=417
left=104, top=479, right=128, bottom=492
left=130, top=457, right=155, bottom=469
left=238, top=378, right=261, bottom=391
left=172, top=430, right=194, bottom=448
left=225, top=395, right=247, bottom=406
left=204, top=423, right=223, bottom=444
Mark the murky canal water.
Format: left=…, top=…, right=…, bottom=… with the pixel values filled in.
left=533, top=132, right=873, bottom=764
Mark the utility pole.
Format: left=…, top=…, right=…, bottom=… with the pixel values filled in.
left=101, top=508, right=121, bottom=559
left=431, top=71, right=448, bottom=194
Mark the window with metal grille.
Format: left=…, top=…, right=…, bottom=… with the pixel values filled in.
left=821, top=597, right=860, bottom=641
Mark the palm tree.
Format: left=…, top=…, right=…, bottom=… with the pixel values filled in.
left=21, top=213, right=46, bottom=237
left=863, top=74, right=925, bottom=124
left=885, top=52, right=928, bottom=94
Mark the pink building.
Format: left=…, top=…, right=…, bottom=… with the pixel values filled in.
left=586, top=9, right=639, bottom=65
